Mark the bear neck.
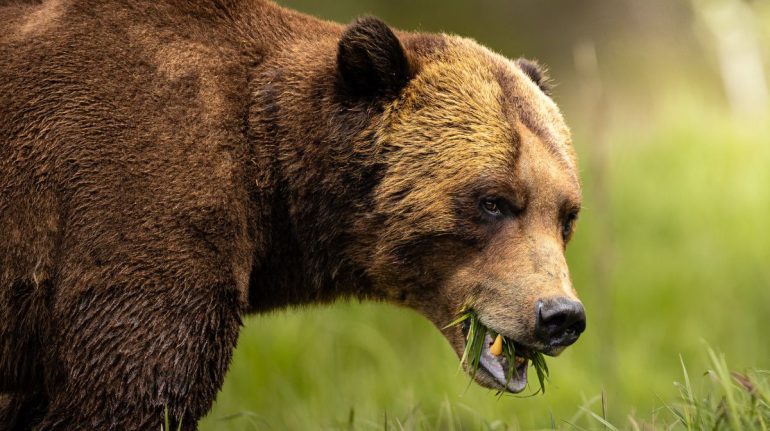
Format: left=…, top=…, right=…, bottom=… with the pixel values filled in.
left=244, top=17, right=384, bottom=312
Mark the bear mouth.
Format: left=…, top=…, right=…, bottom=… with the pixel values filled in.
left=461, top=320, right=534, bottom=394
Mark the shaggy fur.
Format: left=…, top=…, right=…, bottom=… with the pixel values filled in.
left=0, top=0, right=583, bottom=429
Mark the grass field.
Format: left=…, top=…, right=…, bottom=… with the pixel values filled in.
left=199, top=344, right=768, bottom=430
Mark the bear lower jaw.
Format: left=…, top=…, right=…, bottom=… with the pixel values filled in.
left=474, top=331, right=530, bottom=393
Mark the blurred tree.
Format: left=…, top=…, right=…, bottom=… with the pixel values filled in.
left=691, top=0, right=769, bottom=117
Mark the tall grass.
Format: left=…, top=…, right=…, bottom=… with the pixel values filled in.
left=571, top=346, right=770, bottom=431
left=670, top=348, right=770, bottom=431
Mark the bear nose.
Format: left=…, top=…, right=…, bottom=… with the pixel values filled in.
left=535, top=298, right=586, bottom=347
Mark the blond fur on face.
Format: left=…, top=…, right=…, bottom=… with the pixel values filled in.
left=351, top=36, right=582, bottom=378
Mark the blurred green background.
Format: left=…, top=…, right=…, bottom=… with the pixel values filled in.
left=201, top=0, right=770, bottom=429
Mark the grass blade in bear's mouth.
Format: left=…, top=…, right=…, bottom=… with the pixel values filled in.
left=445, top=309, right=550, bottom=394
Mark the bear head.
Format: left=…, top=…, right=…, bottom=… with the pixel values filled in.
left=334, top=17, right=586, bottom=393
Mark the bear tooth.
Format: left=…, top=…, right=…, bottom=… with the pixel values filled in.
left=490, top=334, right=503, bottom=356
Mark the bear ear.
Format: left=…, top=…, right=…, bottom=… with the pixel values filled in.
left=337, top=17, right=415, bottom=99
left=515, top=58, right=552, bottom=96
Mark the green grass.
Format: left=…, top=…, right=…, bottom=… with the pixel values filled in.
left=201, top=345, right=770, bottom=430
left=445, top=309, right=549, bottom=394
left=575, top=346, right=770, bottom=431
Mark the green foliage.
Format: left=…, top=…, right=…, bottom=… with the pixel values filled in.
left=161, top=407, right=182, bottom=431
left=444, top=309, right=550, bottom=394
left=530, top=352, right=550, bottom=396
left=573, top=345, right=770, bottom=430
left=202, top=345, right=770, bottom=430
left=669, top=348, right=770, bottom=430
left=443, top=311, right=485, bottom=380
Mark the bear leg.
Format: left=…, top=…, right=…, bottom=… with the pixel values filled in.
left=34, top=282, right=244, bottom=431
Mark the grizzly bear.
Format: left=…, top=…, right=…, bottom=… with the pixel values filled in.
left=0, top=0, right=586, bottom=429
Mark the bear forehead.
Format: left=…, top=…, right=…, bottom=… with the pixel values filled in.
left=381, top=36, right=577, bottom=179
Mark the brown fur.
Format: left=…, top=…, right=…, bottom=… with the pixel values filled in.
left=0, top=1, right=582, bottom=429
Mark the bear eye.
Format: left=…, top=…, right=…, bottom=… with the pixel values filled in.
left=481, top=198, right=503, bottom=217
left=562, top=211, right=578, bottom=241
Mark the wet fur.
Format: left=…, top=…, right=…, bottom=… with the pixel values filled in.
left=0, top=0, right=579, bottom=429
